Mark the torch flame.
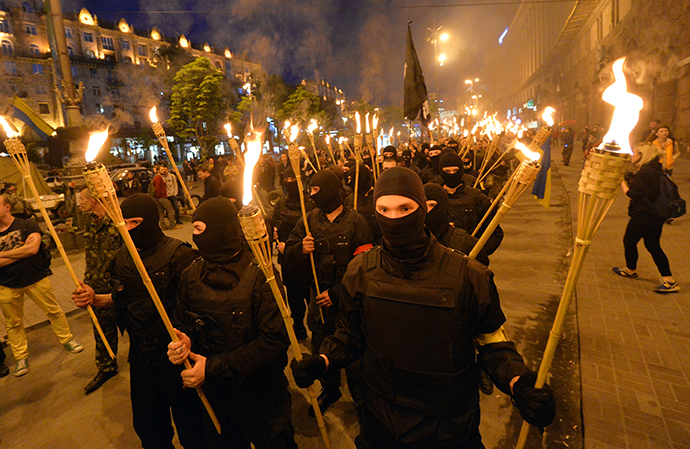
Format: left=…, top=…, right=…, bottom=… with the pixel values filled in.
left=242, top=131, right=262, bottom=206
left=289, top=125, right=299, bottom=143
left=325, top=135, right=330, bottom=144
left=372, top=114, right=378, bottom=130
left=542, top=107, right=556, bottom=127
left=514, top=141, right=541, bottom=162
left=149, top=106, right=159, bottom=123
left=0, top=117, right=19, bottom=138
left=307, top=119, right=318, bottom=134
left=224, top=123, right=232, bottom=138
left=365, top=112, right=370, bottom=134
left=355, top=112, right=361, bottom=134
left=85, top=127, right=110, bottom=162
left=389, top=126, right=394, bottom=138
left=599, top=57, right=643, bottom=155
left=283, top=120, right=290, bottom=130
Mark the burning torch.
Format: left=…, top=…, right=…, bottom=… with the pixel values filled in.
left=240, top=130, right=332, bottom=449
left=306, top=119, right=322, bottom=170
left=0, top=120, right=115, bottom=360
left=80, top=137, right=221, bottom=434
left=149, top=107, right=196, bottom=212
left=516, top=57, right=640, bottom=448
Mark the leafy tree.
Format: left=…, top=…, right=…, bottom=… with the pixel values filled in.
left=277, top=86, right=329, bottom=127
left=169, top=57, right=226, bottom=158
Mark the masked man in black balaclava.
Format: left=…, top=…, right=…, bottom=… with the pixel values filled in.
left=272, top=166, right=315, bottom=340
left=423, top=183, right=490, bottom=267
left=167, top=197, right=296, bottom=449
left=72, top=193, right=207, bottom=449
left=439, top=152, right=504, bottom=255
left=284, top=169, right=373, bottom=416
left=420, top=144, right=443, bottom=183
left=291, top=167, right=556, bottom=449
left=399, top=149, right=421, bottom=175
left=343, top=162, right=382, bottom=245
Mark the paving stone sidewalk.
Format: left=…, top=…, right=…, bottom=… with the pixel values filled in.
left=556, top=149, right=690, bottom=449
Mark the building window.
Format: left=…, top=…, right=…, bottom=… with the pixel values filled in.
left=1, top=39, right=12, bottom=56
left=24, top=23, right=36, bottom=35
left=21, top=2, right=32, bottom=13
left=215, top=60, right=222, bottom=70
left=67, top=46, right=73, bottom=55
left=137, top=44, right=148, bottom=57
left=38, top=103, right=49, bottom=114
left=83, top=32, right=93, bottom=43
left=0, top=2, right=7, bottom=12
left=71, top=66, right=78, bottom=78
left=29, top=43, right=40, bottom=54
left=225, top=61, right=232, bottom=73
left=124, top=56, right=132, bottom=63
left=85, top=49, right=95, bottom=58
left=121, top=39, right=130, bottom=50
left=109, top=88, right=120, bottom=98
left=5, top=61, right=17, bottom=76
left=93, top=86, right=101, bottom=96
left=35, top=84, right=46, bottom=95
left=31, top=63, right=42, bottom=74
left=95, top=103, right=104, bottom=114
left=0, top=19, right=10, bottom=34
left=64, top=27, right=72, bottom=39
left=90, top=68, right=98, bottom=78
left=101, top=36, right=114, bottom=50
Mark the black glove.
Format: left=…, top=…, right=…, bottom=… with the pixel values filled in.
left=290, top=354, right=327, bottom=389
left=512, top=370, right=556, bottom=428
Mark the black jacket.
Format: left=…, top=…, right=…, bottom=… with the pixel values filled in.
left=446, top=184, right=504, bottom=255
left=627, top=159, right=663, bottom=219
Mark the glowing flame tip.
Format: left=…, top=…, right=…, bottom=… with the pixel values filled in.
left=85, top=127, right=110, bottom=163
left=0, top=117, right=19, bottom=138
left=149, top=106, right=158, bottom=123
left=542, top=107, right=556, bottom=127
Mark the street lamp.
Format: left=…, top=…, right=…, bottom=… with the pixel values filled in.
left=438, top=54, right=446, bottom=66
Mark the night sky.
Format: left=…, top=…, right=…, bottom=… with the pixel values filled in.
left=64, top=0, right=520, bottom=109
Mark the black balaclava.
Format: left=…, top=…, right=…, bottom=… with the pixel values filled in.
left=283, top=166, right=300, bottom=200
left=428, top=145, right=443, bottom=173
left=192, top=197, right=244, bottom=263
left=401, top=149, right=412, bottom=165
left=439, top=152, right=465, bottom=188
left=374, top=167, right=429, bottom=260
left=423, top=183, right=450, bottom=239
left=346, top=163, right=373, bottom=196
left=121, top=194, right=164, bottom=251
left=382, top=146, right=396, bottom=159
left=310, top=169, right=342, bottom=213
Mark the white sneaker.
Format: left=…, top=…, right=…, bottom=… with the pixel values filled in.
left=14, top=358, right=29, bottom=377
left=64, top=340, right=84, bottom=353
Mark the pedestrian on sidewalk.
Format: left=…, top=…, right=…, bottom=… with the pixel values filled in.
left=651, top=124, right=680, bottom=177
left=152, top=166, right=178, bottom=229
left=561, top=127, right=574, bottom=166
left=613, top=143, right=679, bottom=293
left=0, top=196, right=83, bottom=377
left=76, top=187, right=122, bottom=394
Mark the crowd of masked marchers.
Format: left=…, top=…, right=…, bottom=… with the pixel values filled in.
left=2, top=119, right=679, bottom=448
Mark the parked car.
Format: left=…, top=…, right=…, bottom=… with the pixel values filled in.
left=110, top=167, right=154, bottom=196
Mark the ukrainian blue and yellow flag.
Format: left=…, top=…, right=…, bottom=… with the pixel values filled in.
left=531, top=137, right=551, bottom=208
left=11, top=96, right=55, bottom=140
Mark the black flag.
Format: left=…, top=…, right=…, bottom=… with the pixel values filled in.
left=404, top=22, right=430, bottom=124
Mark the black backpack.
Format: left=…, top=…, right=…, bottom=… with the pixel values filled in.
left=654, top=174, right=686, bottom=220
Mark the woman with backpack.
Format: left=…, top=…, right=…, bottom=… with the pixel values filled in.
left=613, top=143, right=679, bottom=293
left=652, top=124, right=680, bottom=176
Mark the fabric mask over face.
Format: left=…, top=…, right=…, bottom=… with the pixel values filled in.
left=283, top=166, right=300, bottom=200
left=192, top=197, right=244, bottom=263
left=310, top=169, right=343, bottom=214
left=423, top=183, right=450, bottom=238
left=121, top=194, right=164, bottom=251
left=439, top=152, right=465, bottom=189
left=373, top=167, right=429, bottom=259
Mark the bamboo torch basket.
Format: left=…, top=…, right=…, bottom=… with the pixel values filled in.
left=237, top=205, right=332, bottom=449
left=515, top=146, right=629, bottom=447
left=81, top=162, right=221, bottom=434
left=287, top=143, right=325, bottom=324
left=3, top=134, right=115, bottom=359
left=307, top=129, right=322, bottom=171
left=468, top=159, right=541, bottom=259
left=150, top=109, right=196, bottom=213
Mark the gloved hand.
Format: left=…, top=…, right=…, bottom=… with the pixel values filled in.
left=512, top=370, right=556, bottom=428
left=290, top=354, right=327, bottom=388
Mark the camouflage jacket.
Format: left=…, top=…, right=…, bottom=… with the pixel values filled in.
left=80, top=214, right=122, bottom=294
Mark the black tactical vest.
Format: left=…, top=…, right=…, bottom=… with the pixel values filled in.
left=359, top=246, right=479, bottom=417
left=447, top=187, right=483, bottom=233
left=310, top=209, right=358, bottom=288
left=113, top=236, right=183, bottom=341
left=180, top=255, right=263, bottom=356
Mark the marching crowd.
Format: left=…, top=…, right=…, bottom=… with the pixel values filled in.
left=0, top=118, right=680, bottom=448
